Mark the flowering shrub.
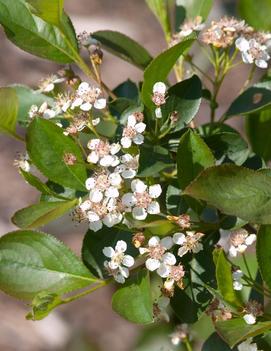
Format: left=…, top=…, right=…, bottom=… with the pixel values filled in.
left=2, top=0, right=271, bottom=349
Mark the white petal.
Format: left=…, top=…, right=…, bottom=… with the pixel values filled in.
left=235, top=37, right=249, bottom=52
left=108, top=260, right=119, bottom=270
left=232, top=270, right=243, bottom=280
left=178, top=246, right=189, bottom=257
left=89, top=220, right=102, bottom=232
left=121, top=169, right=137, bottom=179
left=102, top=246, right=115, bottom=258
left=122, top=193, right=137, bottom=207
left=155, top=107, right=162, bottom=118
left=238, top=244, right=248, bottom=253
left=121, top=136, right=132, bottom=149
left=127, top=114, right=137, bottom=127
left=80, top=102, right=92, bottom=111
left=122, top=255, right=134, bottom=267
left=173, top=232, right=186, bottom=245
left=145, top=258, right=160, bottom=271
left=87, top=211, right=100, bottom=222
left=92, top=117, right=100, bottom=126
left=245, top=234, right=257, bottom=246
left=162, top=252, right=176, bottom=266
left=79, top=200, right=91, bottom=212
left=62, top=101, right=71, bottom=112
left=243, top=314, right=256, bottom=325
left=139, top=247, right=148, bottom=255
left=133, top=134, right=144, bottom=145
left=153, top=82, right=167, bottom=94
left=43, top=109, right=56, bottom=119
left=103, top=213, right=122, bottom=227
left=157, top=263, right=171, bottom=278
left=131, top=179, right=147, bottom=193
left=114, top=272, right=125, bottom=284
left=149, top=184, right=162, bottom=198
left=255, top=59, right=268, bottom=69
left=147, top=201, right=160, bottom=214
left=121, top=153, right=133, bottom=163
left=44, top=83, right=55, bottom=92
left=71, top=97, right=83, bottom=109
left=94, top=98, right=106, bottom=109
left=99, top=155, right=114, bottom=167
left=148, top=236, right=160, bottom=247
left=109, top=172, right=122, bottom=186
left=78, top=82, right=90, bottom=93
left=115, top=240, right=127, bottom=253
left=132, top=207, right=147, bottom=220
left=160, top=236, right=173, bottom=249
left=119, top=266, right=129, bottom=278
left=105, top=186, right=119, bottom=198
left=87, top=151, right=99, bottom=164
left=229, top=246, right=238, bottom=257
left=135, top=122, right=146, bottom=133
left=233, top=281, right=243, bottom=291
left=110, top=143, right=121, bottom=155
left=242, top=52, right=254, bottom=64
left=89, top=189, right=103, bottom=203
left=87, top=138, right=100, bottom=150
left=85, top=177, right=96, bottom=190
left=193, top=242, right=203, bottom=254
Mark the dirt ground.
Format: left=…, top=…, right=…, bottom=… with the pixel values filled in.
left=0, top=1, right=250, bottom=350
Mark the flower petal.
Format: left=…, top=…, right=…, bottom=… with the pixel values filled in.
left=94, top=98, right=106, bottom=109
left=122, top=255, right=135, bottom=267
left=115, top=240, right=127, bottom=253
left=132, top=207, right=147, bottom=220
left=153, top=82, right=166, bottom=94
left=148, top=236, right=160, bottom=247
left=157, top=263, right=171, bottom=278
left=173, top=232, right=186, bottom=245
left=89, top=220, right=102, bottom=232
left=131, top=179, right=147, bottom=193
left=147, top=201, right=160, bottom=214
left=145, top=258, right=160, bottom=271
left=162, top=252, right=176, bottom=266
left=103, top=246, right=115, bottom=258
left=243, top=313, right=256, bottom=325
left=149, top=184, right=162, bottom=198
left=160, top=236, right=173, bottom=249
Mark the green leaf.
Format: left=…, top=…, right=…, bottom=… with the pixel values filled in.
left=0, top=87, right=21, bottom=140
left=177, top=0, right=213, bottom=20
left=11, top=85, right=53, bottom=126
left=40, top=181, right=87, bottom=202
left=27, top=118, right=87, bottom=191
left=26, top=291, right=62, bottom=320
left=0, top=0, right=79, bottom=64
left=214, top=248, right=243, bottom=308
left=92, top=30, right=153, bottom=70
left=145, top=0, right=171, bottom=40
left=138, top=145, right=174, bottom=177
left=226, top=81, right=271, bottom=119
left=256, top=225, right=271, bottom=291
left=162, top=75, right=202, bottom=132
left=246, top=110, right=271, bottom=162
left=141, top=37, right=195, bottom=110
left=82, top=227, right=137, bottom=279
left=12, top=199, right=78, bottom=229
left=184, top=164, right=271, bottom=224
left=166, top=184, right=188, bottom=215
left=0, top=230, right=96, bottom=300
left=216, top=318, right=271, bottom=348
left=26, top=0, right=64, bottom=26
left=202, top=332, right=237, bottom=351
left=177, top=129, right=215, bottom=189
left=112, top=269, right=153, bottom=324
left=239, top=0, right=271, bottom=31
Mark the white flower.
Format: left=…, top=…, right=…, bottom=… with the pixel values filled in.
left=232, top=269, right=243, bottom=291
left=173, top=231, right=204, bottom=257
left=13, top=153, right=31, bottom=172
left=229, top=229, right=256, bottom=257
left=71, top=82, right=106, bottom=111
left=243, top=314, right=256, bottom=325
left=152, top=82, right=167, bottom=118
left=121, top=114, right=146, bottom=148
left=238, top=338, right=260, bottom=351
left=139, top=236, right=175, bottom=273
left=103, top=240, right=134, bottom=283
left=115, top=153, right=138, bottom=179
left=153, top=82, right=167, bottom=95
left=39, top=74, right=65, bottom=93
left=236, top=37, right=270, bottom=69
left=122, top=180, right=162, bottom=220
left=87, top=139, right=120, bottom=167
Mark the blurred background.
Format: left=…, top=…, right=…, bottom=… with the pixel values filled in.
left=0, top=0, right=256, bottom=350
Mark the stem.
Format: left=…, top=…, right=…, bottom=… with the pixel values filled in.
left=239, top=64, right=256, bottom=94
left=183, top=337, right=192, bottom=351
left=189, top=60, right=214, bottom=83
left=242, top=253, right=253, bottom=282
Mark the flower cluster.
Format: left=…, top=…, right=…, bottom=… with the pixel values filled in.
left=121, top=113, right=146, bottom=148
left=229, top=229, right=256, bottom=257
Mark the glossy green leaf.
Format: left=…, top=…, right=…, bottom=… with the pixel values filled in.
left=0, top=0, right=79, bottom=63
left=138, top=145, right=174, bottom=177
left=226, top=81, right=271, bottom=119
left=216, top=318, right=271, bottom=348
left=202, top=332, right=237, bottom=351
left=26, top=0, right=64, bottom=26
left=162, top=75, right=202, bottom=132
left=177, top=130, right=215, bottom=189
left=82, top=227, right=136, bottom=279
left=12, top=199, right=78, bottom=229
left=11, top=85, right=53, bottom=126
left=0, top=230, right=96, bottom=300
left=27, top=118, right=87, bottom=191
left=40, top=181, right=87, bottom=202
left=145, top=0, right=171, bottom=40
left=177, top=0, right=213, bottom=20
left=214, top=248, right=243, bottom=308
left=92, top=30, right=153, bottom=70
left=246, top=110, right=271, bottom=161
left=184, top=164, right=271, bottom=224
left=239, top=0, right=271, bottom=31
left=0, top=87, right=20, bottom=139
left=112, top=270, right=153, bottom=324
left=166, top=184, right=188, bottom=215
left=256, top=225, right=271, bottom=291
left=141, top=37, right=195, bottom=110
